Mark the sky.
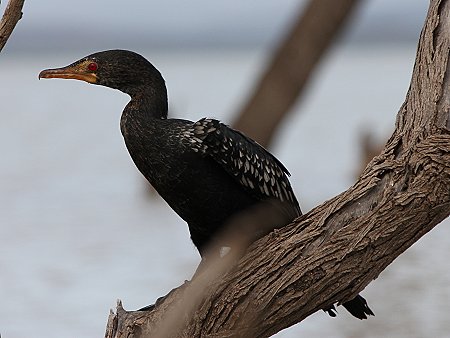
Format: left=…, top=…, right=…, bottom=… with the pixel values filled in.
left=2, top=0, right=429, bottom=54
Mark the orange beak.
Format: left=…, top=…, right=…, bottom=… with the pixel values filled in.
left=39, top=63, right=97, bottom=84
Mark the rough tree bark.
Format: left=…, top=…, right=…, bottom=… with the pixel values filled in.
left=0, top=0, right=25, bottom=53
left=105, top=1, right=450, bottom=337
left=232, top=0, right=362, bottom=147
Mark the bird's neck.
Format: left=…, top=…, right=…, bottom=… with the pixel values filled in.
left=120, top=88, right=168, bottom=140
left=124, top=87, right=168, bottom=120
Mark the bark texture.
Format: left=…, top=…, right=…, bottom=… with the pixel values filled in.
left=105, top=0, right=450, bottom=337
left=232, top=0, right=361, bottom=147
left=0, top=0, right=25, bottom=52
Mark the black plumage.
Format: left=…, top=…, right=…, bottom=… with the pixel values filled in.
left=39, top=49, right=373, bottom=319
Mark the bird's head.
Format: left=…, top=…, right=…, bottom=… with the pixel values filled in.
left=39, top=49, right=166, bottom=97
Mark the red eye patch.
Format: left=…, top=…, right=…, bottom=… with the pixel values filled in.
left=87, top=62, right=98, bottom=71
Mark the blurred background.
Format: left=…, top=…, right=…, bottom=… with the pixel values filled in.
left=1, top=0, right=449, bottom=337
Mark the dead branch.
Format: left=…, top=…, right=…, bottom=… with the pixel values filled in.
left=105, top=0, right=450, bottom=337
left=0, top=0, right=25, bottom=53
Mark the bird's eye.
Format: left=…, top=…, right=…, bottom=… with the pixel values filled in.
left=87, top=62, right=98, bottom=71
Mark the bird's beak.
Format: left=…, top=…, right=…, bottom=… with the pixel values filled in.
left=39, top=63, right=97, bottom=84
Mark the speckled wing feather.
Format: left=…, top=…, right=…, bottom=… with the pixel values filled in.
left=188, top=118, right=301, bottom=215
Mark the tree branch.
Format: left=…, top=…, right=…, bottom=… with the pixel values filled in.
left=232, top=0, right=361, bottom=147
left=0, top=0, right=25, bottom=53
left=105, top=0, right=450, bottom=336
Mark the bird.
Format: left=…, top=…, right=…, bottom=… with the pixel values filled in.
left=39, top=49, right=374, bottom=320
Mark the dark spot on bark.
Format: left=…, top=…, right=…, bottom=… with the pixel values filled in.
left=393, top=139, right=403, bottom=158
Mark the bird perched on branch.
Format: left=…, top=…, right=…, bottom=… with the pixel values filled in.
left=39, top=49, right=373, bottom=320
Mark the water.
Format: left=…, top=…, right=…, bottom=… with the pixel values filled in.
left=0, top=45, right=448, bottom=338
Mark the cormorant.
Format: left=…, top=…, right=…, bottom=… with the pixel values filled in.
left=39, top=49, right=373, bottom=320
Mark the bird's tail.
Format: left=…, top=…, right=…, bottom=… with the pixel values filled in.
left=324, top=294, right=374, bottom=320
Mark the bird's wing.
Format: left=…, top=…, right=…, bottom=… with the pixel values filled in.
left=188, top=118, right=301, bottom=215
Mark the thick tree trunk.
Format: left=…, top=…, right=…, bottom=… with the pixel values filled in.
left=0, top=0, right=25, bottom=52
left=232, top=0, right=361, bottom=147
left=105, top=1, right=450, bottom=337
